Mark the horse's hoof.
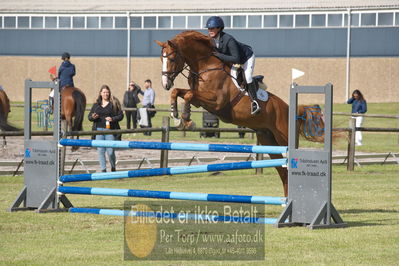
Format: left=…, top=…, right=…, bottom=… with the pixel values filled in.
left=173, top=118, right=183, bottom=129
left=185, top=121, right=196, bottom=130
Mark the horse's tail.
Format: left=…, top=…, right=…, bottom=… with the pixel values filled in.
left=297, top=104, right=325, bottom=143
left=0, top=118, right=20, bottom=131
left=72, top=89, right=86, bottom=132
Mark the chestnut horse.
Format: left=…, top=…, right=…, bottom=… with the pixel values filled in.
left=0, top=89, right=19, bottom=132
left=156, top=31, right=325, bottom=197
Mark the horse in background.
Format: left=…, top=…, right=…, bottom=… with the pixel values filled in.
left=156, top=31, right=326, bottom=197
left=59, top=86, right=86, bottom=151
left=0, top=89, right=20, bottom=146
left=0, top=89, right=19, bottom=132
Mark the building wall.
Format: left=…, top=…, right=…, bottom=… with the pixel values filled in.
left=1, top=56, right=398, bottom=104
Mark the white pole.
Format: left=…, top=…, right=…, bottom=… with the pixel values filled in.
left=345, top=8, right=352, bottom=102
left=126, top=12, right=131, bottom=88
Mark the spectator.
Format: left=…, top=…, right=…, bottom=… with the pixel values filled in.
left=88, top=85, right=123, bottom=172
left=49, top=52, right=76, bottom=112
left=347, top=89, right=367, bottom=146
left=140, top=79, right=156, bottom=136
left=123, top=80, right=143, bottom=129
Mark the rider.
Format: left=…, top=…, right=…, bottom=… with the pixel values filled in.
left=206, top=16, right=260, bottom=115
left=49, top=52, right=76, bottom=112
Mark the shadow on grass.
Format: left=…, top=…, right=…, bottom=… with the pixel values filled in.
left=345, top=219, right=398, bottom=227
left=340, top=208, right=398, bottom=214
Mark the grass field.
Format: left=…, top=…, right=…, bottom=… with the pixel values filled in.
left=0, top=165, right=398, bottom=265
left=1, top=101, right=398, bottom=264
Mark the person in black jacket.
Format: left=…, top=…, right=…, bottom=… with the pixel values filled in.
left=123, top=81, right=143, bottom=129
left=206, top=16, right=260, bottom=115
left=88, top=85, right=123, bottom=172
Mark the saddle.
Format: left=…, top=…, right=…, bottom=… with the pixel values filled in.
left=235, top=66, right=267, bottom=91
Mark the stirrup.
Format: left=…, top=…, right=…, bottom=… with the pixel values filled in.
left=251, top=101, right=261, bottom=115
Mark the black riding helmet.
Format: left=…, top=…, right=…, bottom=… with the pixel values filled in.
left=206, top=16, right=224, bottom=30
left=61, top=52, right=71, bottom=60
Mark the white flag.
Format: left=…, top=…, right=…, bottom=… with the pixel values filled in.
left=292, top=68, right=305, bottom=80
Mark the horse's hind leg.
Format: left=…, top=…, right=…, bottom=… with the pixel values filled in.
left=256, top=130, right=288, bottom=197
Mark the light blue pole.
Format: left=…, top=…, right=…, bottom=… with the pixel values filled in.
left=59, top=186, right=287, bottom=205
left=69, top=207, right=278, bottom=225
left=60, top=139, right=288, bottom=154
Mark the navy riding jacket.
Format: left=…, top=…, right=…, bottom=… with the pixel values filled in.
left=213, top=32, right=253, bottom=64
left=58, top=61, right=76, bottom=88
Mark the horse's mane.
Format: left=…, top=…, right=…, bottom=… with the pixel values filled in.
left=173, top=31, right=213, bottom=51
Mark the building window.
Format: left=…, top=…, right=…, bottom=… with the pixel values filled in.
left=4, top=16, right=16, bottom=28
left=173, top=16, right=186, bottom=28
left=351, top=14, right=360, bottom=26
left=32, top=17, right=43, bottom=28
left=101, top=17, right=113, bottom=28
left=115, top=17, right=127, bottom=28
left=73, top=17, right=85, bottom=28
left=328, top=14, right=342, bottom=27
left=280, top=15, right=293, bottom=27
left=130, top=17, right=142, bottom=28
left=87, top=17, right=99, bottom=28
left=0, top=17, right=2, bottom=28
left=220, top=16, right=231, bottom=28
left=378, top=13, right=393, bottom=26
left=187, top=16, right=200, bottom=29
left=361, top=13, right=376, bottom=26
left=144, top=16, right=156, bottom=28
left=45, top=17, right=57, bottom=28
left=264, top=15, right=277, bottom=27
left=311, top=14, right=325, bottom=27
left=158, top=16, right=171, bottom=28
left=233, top=15, right=246, bottom=28
left=248, top=15, right=262, bottom=28
left=18, top=16, right=30, bottom=28
left=296, top=14, right=309, bottom=27
left=59, top=17, right=71, bottom=28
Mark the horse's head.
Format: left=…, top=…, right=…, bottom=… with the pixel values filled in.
left=155, top=40, right=185, bottom=91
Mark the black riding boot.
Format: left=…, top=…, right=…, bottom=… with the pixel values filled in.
left=247, top=82, right=261, bottom=115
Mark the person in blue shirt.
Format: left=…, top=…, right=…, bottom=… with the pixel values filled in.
left=140, top=79, right=156, bottom=136
left=206, top=16, right=260, bottom=115
left=49, top=52, right=76, bottom=112
left=347, top=89, right=367, bottom=146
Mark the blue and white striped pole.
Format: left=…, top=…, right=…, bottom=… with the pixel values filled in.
left=59, top=158, right=287, bottom=183
left=59, top=186, right=287, bottom=205
left=60, top=139, right=288, bottom=154
left=69, top=207, right=278, bottom=225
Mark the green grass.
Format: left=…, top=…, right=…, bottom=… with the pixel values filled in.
left=1, top=165, right=398, bottom=265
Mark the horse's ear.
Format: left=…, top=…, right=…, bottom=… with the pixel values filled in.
left=167, top=40, right=176, bottom=48
left=154, top=40, right=164, bottom=47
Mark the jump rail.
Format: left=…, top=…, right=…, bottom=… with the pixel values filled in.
left=69, top=207, right=278, bottom=225
left=59, top=159, right=287, bottom=183
left=58, top=186, right=287, bottom=205
left=60, top=139, right=288, bottom=154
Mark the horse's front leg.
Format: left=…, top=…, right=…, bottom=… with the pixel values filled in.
left=170, top=88, right=180, bottom=119
left=170, top=88, right=193, bottom=129
left=181, top=91, right=196, bottom=130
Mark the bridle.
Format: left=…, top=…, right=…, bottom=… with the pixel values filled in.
left=161, top=48, right=187, bottom=81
